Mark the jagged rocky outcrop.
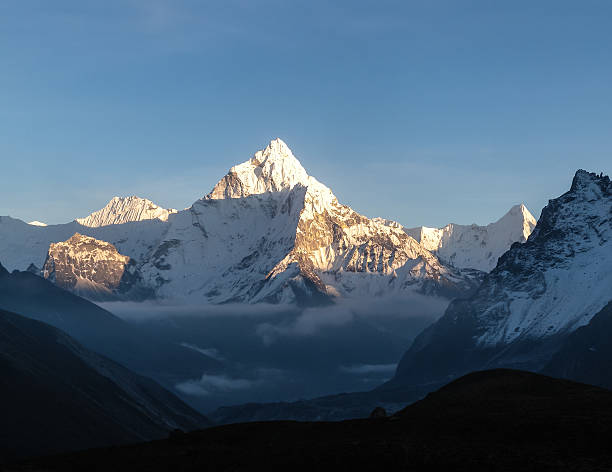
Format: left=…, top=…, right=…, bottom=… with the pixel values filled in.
left=76, top=196, right=177, bottom=227
left=389, top=170, right=611, bottom=388
left=42, top=233, right=146, bottom=300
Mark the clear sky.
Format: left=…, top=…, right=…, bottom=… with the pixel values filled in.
left=1, top=0, right=610, bottom=227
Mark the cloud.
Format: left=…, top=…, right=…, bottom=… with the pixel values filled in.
left=175, top=374, right=253, bottom=396
left=98, top=300, right=296, bottom=322
left=256, top=304, right=354, bottom=344
left=340, top=363, right=397, bottom=375
left=255, top=294, right=449, bottom=344
left=180, top=342, right=225, bottom=362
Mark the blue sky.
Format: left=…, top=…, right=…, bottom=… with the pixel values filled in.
left=1, top=0, right=610, bottom=226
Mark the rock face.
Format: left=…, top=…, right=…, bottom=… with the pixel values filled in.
left=404, top=204, right=537, bottom=272
left=76, top=196, right=177, bottom=227
left=139, top=139, right=481, bottom=304
left=42, top=233, right=142, bottom=300
left=391, top=170, right=612, bottom=387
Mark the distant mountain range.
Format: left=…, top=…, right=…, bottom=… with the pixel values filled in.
left=0, top=139, right=535, bottom=304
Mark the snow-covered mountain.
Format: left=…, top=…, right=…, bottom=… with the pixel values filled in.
left=76, top=196, right=177, bottom=227
left=391, top=170, right=612, bottom=387
left=400, top=204, right=537, bottom=272
left=0, top=139, right=536, bottom=305
left=138, top=139, right=480, bottom=304
left=0, top=213, right=168, bottom=273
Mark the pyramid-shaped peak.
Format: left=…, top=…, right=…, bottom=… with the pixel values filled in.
left=208, top=138, right=327, bottom=200
left=498, top=203, right=535, bottom=221
left=257, top=138, right=293, bottom=160
left=494, top=203, right=537, bottom=243
left=249, top=138, right=305, bottom=173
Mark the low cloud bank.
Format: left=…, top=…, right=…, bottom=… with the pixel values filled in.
left=256, top=294, right=449, bottom=344
left=98, top=300, right=296, bottom=322
left=176, top=374, right=254, bottom=396
left=180, top=343, right=225, bottom=362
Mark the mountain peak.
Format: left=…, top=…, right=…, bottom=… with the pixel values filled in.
left=498, top=203, right=537, bottom=231
left=570, top=169, right=611, bottom=195
left=257, top=138, right=294, bottom=161
left=207, top=138, right=317, bottom=200
left=76, top=196, right=177, bottom=227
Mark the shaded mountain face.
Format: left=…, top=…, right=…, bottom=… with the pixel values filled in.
left=13, top=370, right=612, bottom=472
left=0, top=308, right=208, bottom=463
left=543, top=302, right=612, bottom=389
left=390, top=170, right=611, bottom=388
left=404, top=203, right=537, bottom=272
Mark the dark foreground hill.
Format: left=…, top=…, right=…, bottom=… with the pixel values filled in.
left=7, top=369, right=612, bottom=472
left=0, top=309, right=208, bottom=463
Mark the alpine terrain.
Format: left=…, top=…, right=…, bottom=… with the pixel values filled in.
left=404, top=203, right=537, bottom=272
left=0, top=139, right=536, bottom=305
left=390, top=170, right=611, bottom=388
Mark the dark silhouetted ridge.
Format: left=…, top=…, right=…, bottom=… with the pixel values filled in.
left=10, top=369, right=612, bottom=471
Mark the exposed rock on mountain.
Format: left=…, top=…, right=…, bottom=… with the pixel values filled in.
left=42, top=233, right=145, bottom=300
left=390, top=170, right=611, bottom=387
left=403, top=204, right=537, bottom=272
left=0, top=215, right=167, bottom=274
left=76, top=196, right=177, bottom=227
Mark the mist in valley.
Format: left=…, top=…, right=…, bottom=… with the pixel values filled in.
left=99, top=295, right=448, bottom=413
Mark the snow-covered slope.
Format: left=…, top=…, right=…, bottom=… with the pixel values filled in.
left=0, top=215, right=168, bottom=273
left=76, top=196, right=177, bottom=227
left=403, top=204, right=537, bottom=272
left=392, top=170, right=612, bottom=387
left=28, top=220, right=47, bottom=226
left=139, top=139, right=481, bottom=304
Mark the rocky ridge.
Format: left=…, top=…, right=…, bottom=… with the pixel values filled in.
left=42, top=233, right=143, bottom=300
left=391, top=170, right=612, bottom=386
